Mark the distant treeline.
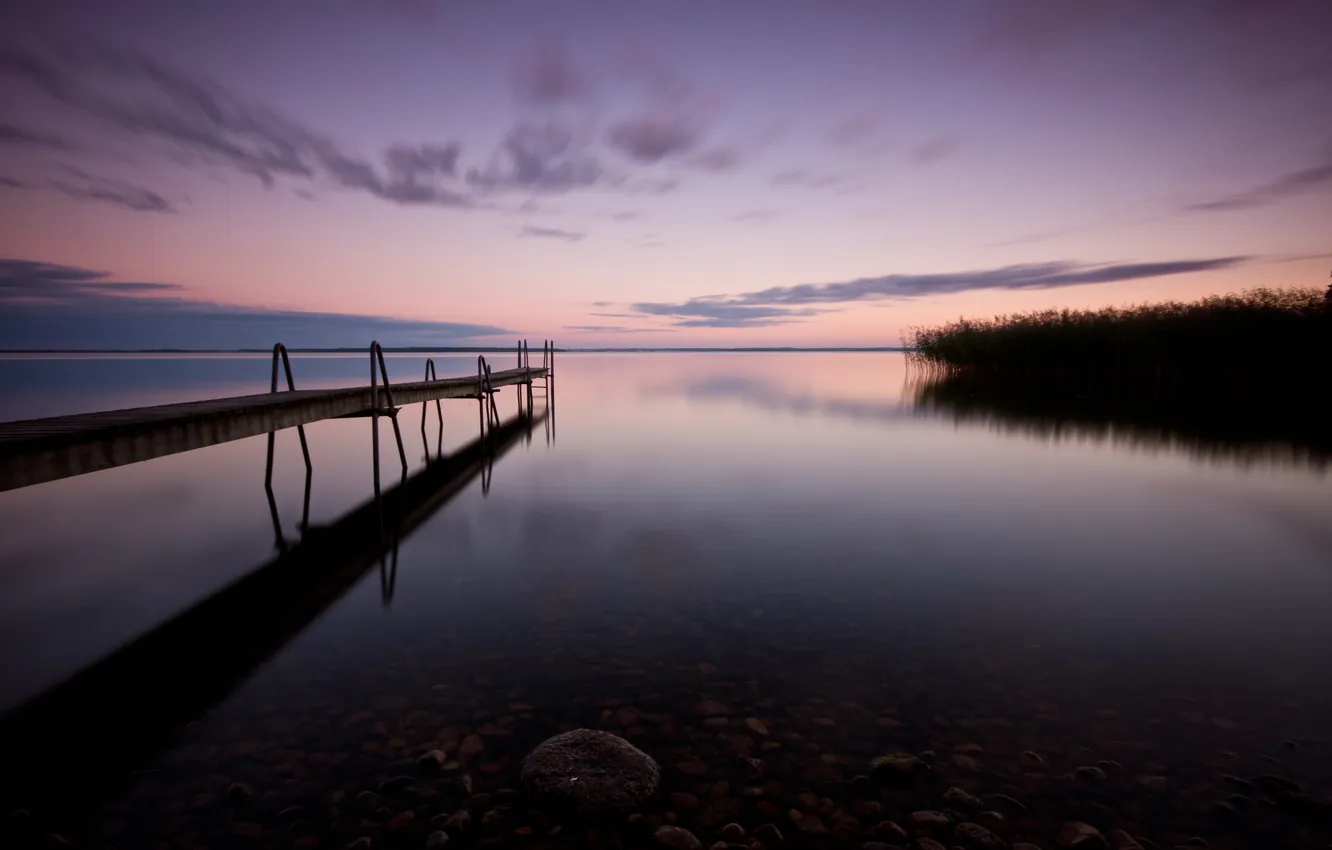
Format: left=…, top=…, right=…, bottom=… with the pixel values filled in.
left=907, top=287, right=1330, bottom=377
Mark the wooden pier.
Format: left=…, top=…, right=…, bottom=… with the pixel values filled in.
left=0, top=340, right=554, bottom=492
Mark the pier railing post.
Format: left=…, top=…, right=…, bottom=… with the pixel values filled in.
left=265, top=343, right=312, bottom=548
left=369, top=341, right=409, bottom=503
left=421, top=359, right=443, bottom=462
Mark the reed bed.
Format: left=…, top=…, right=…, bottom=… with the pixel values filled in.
left=906, top=287, right=1330, bottom=378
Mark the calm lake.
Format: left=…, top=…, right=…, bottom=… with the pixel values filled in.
left=1, top=352, right=1330, bottom=849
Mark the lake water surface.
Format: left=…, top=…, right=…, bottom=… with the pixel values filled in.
left=1, top=352, right=1329, bottom=850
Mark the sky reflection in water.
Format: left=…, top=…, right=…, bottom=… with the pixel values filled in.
left=0, top=352, right=1329, bottom=755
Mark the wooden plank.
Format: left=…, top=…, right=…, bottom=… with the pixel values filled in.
left=0, top=367, right=548, bottom=492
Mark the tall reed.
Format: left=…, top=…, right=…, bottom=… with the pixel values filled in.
left=906, top=287, right=1329, bottom=378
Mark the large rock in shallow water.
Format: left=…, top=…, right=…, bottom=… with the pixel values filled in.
left=521, top=729, right=660, bottom=815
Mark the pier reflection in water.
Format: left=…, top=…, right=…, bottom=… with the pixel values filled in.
left=0, top=400, right=549, bottom=830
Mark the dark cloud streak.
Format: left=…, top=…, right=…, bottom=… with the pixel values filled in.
left=564, top=325, right=672, bottom=334
left=629, top=256, right=1249, bottom=328
left=519, top=225, right=585, bottom=242
left=1186, top=159, right=1332, bottom=212
left=0, top=121, right=69, bottom=149
left=50, top=167, right=176, bottom=213
left=467, top=121, right=602, bottom=194
left=0, top=39, right=473, bottom=208
left=608, top=114, right=701, bottom=163
left=909, top=136, right=956, bottom=165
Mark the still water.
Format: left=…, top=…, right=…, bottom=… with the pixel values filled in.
left=0, top=352, right=1329, bottom=849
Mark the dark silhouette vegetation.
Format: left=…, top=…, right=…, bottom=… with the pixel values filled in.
left=907, top=286, right=1330, bottom=379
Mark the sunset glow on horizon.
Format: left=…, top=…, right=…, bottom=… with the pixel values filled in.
left=1, top=0, right=1329, bottom=349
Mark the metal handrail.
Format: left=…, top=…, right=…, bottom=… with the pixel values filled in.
left=476, top=355, right=500, bottom=431
left=269, top=343, right=312, bottom=471
left=265, top=343, right=312, bottom=550
left=369, top=341, right=409, bottom=491
left=421, top=359, right=444, bottom=459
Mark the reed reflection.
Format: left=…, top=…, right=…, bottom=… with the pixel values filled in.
left=909, top=369, right=1332, bottom=473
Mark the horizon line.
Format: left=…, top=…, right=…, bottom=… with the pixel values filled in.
left=0, top=346, right=910, bottom=354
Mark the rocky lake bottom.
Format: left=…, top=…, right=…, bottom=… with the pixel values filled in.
left=13, top=588, right=1326, bottom=850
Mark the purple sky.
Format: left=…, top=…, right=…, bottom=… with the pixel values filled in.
left=1, top=0, right=1330, bottom=349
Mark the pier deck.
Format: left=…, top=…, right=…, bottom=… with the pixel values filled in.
left=0, top=348, right=550, bottom=491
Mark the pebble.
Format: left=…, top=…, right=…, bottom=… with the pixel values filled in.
left=670, top=792, right=701, bottom=810
left=1013, top=845, right=1045, bottom=850
left=913, top=839, right=947, bottom=850
left=832, top=816, right=862, bottom=840
left=387, top=811, right=415, bottom=830
left=870, top=753, right=929, bottom=782
left=418, top=750, right=447, bottom=770
left=853, top=800, right=884, bottom=817
left=910, top=810, right=951, bottom=829
left=986, top=793, right=1026, bottom=812
left=1108, top=832, right=1143, bottom=850
left=873, top=820, right=908, bottom=841
left=678, top=760, right=710, bottom=776
left=234, top=821, right=263, bottom=839
left=459, top=735, right=484, bottom=757
left=745, top=718, right=769, bottom=735
left=655, top=825, right=704, bottom=850
left=753, top=823, right=784, bottom=846
left=1019, top=751, right=1046, bottom=769
left=719, top=823, right=746, bottom=842
left=795, top=814, right=829, bottom=834
left=1074, top=766, right=1107, bottom=782
left=444, top=810, right=471, bottom=832
left=1058, top=821, right=1108, bottom=847
left=227, top=782, right=256, bottom=802
left=943, top=786, right=984, bottom=811
left=953, top=753, right=982, bottom=772
left=615, top=707, right=639, bottom=726
left=956, top=822, right=1005, bottom=849
left=975, top=811, right=1005, bottom=830
left=347, top=839, right=373, bottom=850
left=427, top=830, right=450, bottom=848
